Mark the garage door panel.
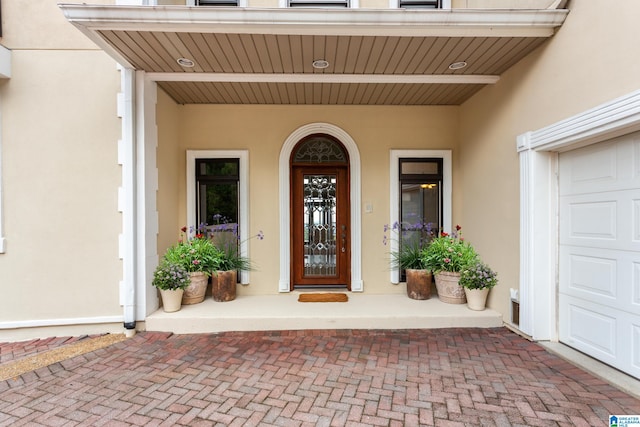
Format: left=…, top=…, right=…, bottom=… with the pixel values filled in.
left=559, top=295, right=617, bottom=359
left=559, top=134, right=640, bottom=196
left=560, top=245, right=639, bottom=311
left=559, top=251, right=617, bottom=300
left=633, top=322, right=640, bottom=377
left=563, top=200, right=617, bottom=240
left=560, top=190, right=640, bottom=251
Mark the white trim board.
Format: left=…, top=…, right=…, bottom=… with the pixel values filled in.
left=0, top=93, right=5, bottom=254
left=517, top=89, right=640, bottom=341
left=187, top=150, right=251, bottom=284
left=279, top=123, right=363, bottom=292
left=388, top=150, right=452, bottom=284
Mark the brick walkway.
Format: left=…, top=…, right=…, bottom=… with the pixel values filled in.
left=0, top=328, right=638, bottom=426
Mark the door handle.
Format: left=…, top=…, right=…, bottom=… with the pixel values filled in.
left=341, top=225, right=347, bottom=253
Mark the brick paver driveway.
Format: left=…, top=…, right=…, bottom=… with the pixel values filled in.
left=1, top=328, right=639, bottom=426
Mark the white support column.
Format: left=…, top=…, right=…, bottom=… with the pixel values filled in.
left=517, top=133, right=559, bottom=341
left=117, top=66, right=137, bottom=332
left=0, top=46, right=11, bottom=254
left=136, top=71, right=160, bottom=318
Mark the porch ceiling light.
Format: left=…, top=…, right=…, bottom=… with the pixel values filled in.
left=177, top=57, right=195, bottom=68
left=448, top=61, right=468, bottom=70
left=312, top=59, right=330, bottom=69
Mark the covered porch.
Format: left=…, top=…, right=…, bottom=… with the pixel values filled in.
left=146, top=292, right=503, bottom=334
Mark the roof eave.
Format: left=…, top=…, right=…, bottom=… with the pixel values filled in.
left=59, top=4, right=569, bottom=37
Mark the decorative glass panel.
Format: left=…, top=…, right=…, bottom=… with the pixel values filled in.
left=293, top=136, right=347, bottom=164
left=401, top=160, right=439, bottom=175
left=304, top=174, right=337, bottom=277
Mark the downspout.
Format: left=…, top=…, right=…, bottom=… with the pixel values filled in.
left=119, top=66, right=137, bottom=337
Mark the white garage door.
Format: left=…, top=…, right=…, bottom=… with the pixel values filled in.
left=559, top=132, right=640, bottom=379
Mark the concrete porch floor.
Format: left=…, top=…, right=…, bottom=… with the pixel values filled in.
left=145, top=293, right=504, bottom=334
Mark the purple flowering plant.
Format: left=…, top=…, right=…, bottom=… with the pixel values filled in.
left=459, top=261, right=498, bottom=290
left=383, top=217, right=435, bottom=270
left=152, top=261, right=191, bottom=291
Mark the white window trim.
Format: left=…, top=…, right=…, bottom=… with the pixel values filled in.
left=389, top=150, right=452, bottom=284
left=279, top=123, right=362, bottom=292
left=517, top=89, right=640, bottom=341
left=186, top=150, right=251, bottom=284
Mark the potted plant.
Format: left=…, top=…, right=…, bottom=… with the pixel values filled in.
left=459, top=261, right=498, bottom=311
left=164, top=226, right=221, bottom=305
left=207, top=218, right=264, bottom=302
left=421, top=225, right=478, bottom=304
left=384, top=219, right=435, bottom=300
left=151, top=261, right=191, bottom=312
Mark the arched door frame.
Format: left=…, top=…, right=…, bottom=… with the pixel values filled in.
left=279, top=123, right=362, bottom=292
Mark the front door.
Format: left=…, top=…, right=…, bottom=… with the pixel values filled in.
left=290, top=136, right=350, bottom=289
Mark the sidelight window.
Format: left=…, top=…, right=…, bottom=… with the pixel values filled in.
left=398, top=158, right=443, bottom=280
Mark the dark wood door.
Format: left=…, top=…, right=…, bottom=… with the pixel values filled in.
left=291, top=165, right=350, bottom=289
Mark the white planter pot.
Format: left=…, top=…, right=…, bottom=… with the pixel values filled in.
left=159, top=288, right=184, bottom=313
left=464, top=287, right=490, bottom=311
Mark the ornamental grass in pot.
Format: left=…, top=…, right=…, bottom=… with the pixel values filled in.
left=421, top=225, right=478, bottom=304
left=383, top=219, right=435, bottom=300
left=207, top=217, right=264, bottom=302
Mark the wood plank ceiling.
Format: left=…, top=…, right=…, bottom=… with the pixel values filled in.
left=61, top=5, right=569, bottom=105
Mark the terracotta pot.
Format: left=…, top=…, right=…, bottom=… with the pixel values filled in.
left=211, top=270, right=237, bottom=302
left=434, top=271, right=466, bottom=304
left=182, top=271, right=208, bottom=305
left=159, top=288, right=184, bottom=313
left=464, top=287, right=490, bottom=311
left=405, top=269, right=432, bottom=300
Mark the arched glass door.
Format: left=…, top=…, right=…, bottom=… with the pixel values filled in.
left=290, top=135, right=350, bottom=289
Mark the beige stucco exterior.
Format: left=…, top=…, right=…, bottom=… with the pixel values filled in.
left=156, top=99, right=459, bottom=296
left=1, top=0, right=639, bottom=340
left=459, top=0, right=640, bottom=322
left=0, top=0, right=121, bottom=338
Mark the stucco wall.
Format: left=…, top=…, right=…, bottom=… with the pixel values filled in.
left=459, top=0, right=640, bottom=323
left=0, top=51, right=121, bottom=326
left=155, top=101, right=460, bottom=295
left=0, top=1, right=122, bottom=337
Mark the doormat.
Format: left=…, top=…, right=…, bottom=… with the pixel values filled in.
left=298, top=293, right=348, bottom=303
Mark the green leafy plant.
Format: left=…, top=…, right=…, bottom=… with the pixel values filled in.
left=383, top=219, right=435, bottom=270
left=163, top=226, right=222, bottom=275
left=459, top=261, right=498, bottom=290
left=421, top=225, right=478, bottom=273
left=151, top=261, right=191, bottom=291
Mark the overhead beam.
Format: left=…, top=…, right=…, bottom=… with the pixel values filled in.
left=147, top=72, right=500, bottom=85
